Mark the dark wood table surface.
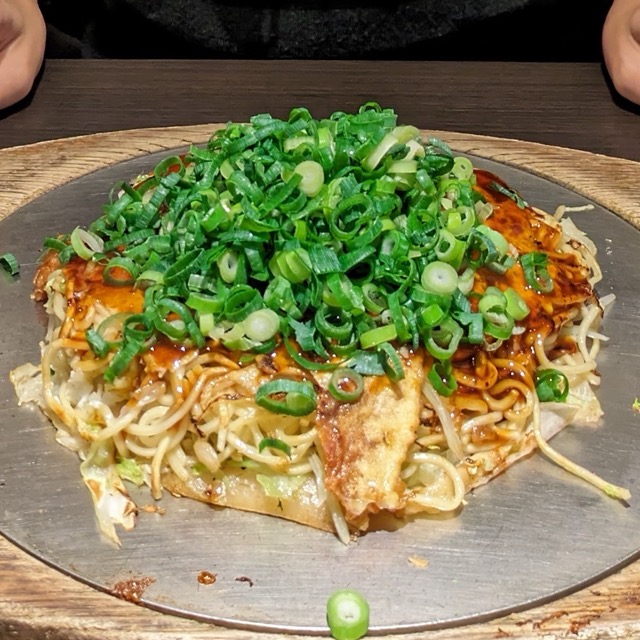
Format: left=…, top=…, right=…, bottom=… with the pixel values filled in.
left=1, top=59, right=640, bottom=159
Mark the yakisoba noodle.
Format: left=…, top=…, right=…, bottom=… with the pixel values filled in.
left=11, top=105, right=629, bottom=545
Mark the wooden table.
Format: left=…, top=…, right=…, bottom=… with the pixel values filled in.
left=2, top=59, right=640, bottom=640
left=1, top=60, right=639, bottom=159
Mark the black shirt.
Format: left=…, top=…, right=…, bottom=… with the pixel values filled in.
left=40, top=0, right=610, bottom=61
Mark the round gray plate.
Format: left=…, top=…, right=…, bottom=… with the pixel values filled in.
left=0, top=150, right=638, bottom=635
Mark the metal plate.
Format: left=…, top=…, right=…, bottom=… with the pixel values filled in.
left=1, top=150, right=639, bottom=635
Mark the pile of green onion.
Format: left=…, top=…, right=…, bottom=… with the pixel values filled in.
left=47, top=103, right=547, bottom=413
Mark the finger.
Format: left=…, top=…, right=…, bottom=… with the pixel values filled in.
left=0, top=4, right=45, bottom=110
left=630, top=6, right=640, bottom=43
left=602, top=1, right=640, bottom=105
left=0, top=59, right=35, bottom=109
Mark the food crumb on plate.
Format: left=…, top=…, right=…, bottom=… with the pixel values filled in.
left=138, top=504, right=166, bottom=515
left=197, top=570, right=217, bottom=585
left=407, top=555, right=429, bottom=569
left=235, top=576, right=255, bottom=587
left=111, top=576, right=156, bottom=603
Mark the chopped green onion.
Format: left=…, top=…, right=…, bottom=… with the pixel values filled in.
left=85, top=327, right=112, bottom=359
left=475, top=200, right=494, bottom=222
left=95, top=311, right=130, bottom=340
left=386, top=291, right=410, bottom=342
left=288, top=317, right=319, bottom=353
left=359, top=324, right=397, bottom=349
left=284, top=135, right=314, bottom=152
left=428, top=359, right=458, bottom=397
left=262, top=172, right=302, bottom=213
left=36, top=105, right=548, bottom=393
left=380, top=230, right=409, bottom=259
left=163, top=248, right=202, bottom=286
left=308, top=245, right=342, bottom=275
left=420, top=303, right=446, bottom=328
left=377, top=342, right=405, bottom=381
left=488, top=180, right=528, bottom=208
left=0, top=252, right=19, bottom=276
left=329, top=368, right=365, bottom=402
left=451, top=156, right=474, bottom=180
left=478, top=288, right=506, bottom=316
left=271, top=249, right=312, bottom=284
left=483, top=312, right=514, bottom=340
left=325, top=273, right=364, bottom=314
left=504, top=287, right=530, bottom=320
left=363, top=130, right=400, bottom=172
left=103, top=257, right=139, bottom=286
left=154, top=154, right=185, bottom=179
left=315, top=305, right=353, bottom=341
left=258, top=437, right=292, bottom=456
left=123, top=313, right=154, bottom=342
left=137, top=270, right=164, bottom=285
left=186, top=291, right=223, bottom=314
left=425, top=317, right=463, bottom=360
left=421, top=261, right=459, bottom=296
left=326, top=589, right=370, bottom=640
left=434, top=230, right=465, bottom=267
left=475, top=225, right=509, bottom=256
left=283, top=335, right=339, bottom=371
left=293, top=160, right=325, bottom=197
left=223, top=285, right=262, bottom=323
left=217, top=250, right=239, bottom=283
left=43, top=237, right=68, bottom=253
left=242, top=308, right=281, bottom=342
left=445, top=206, right=475, bottom=237
left=104, top=340, right=144, bottom=383
left=220, top=322, right=247, bottom=349
left=330, top=335, right=358, bottom=357
left=345, top=350, right=385, bottom=376
left=154, top=297, right=204, bottom=347
left=251, top=338, right=277, bottom=354
left=70, top=227, right=104, bottom=260
left=361, top=283, right=386, bottom=315
left=255, top=379, right=318, bottom=416
left=535, top=368, right=569, bottom=402
left=199, top=313, right=216, bottom=335
left=520, top=252, right=553, bottom=293
left=458, top=311, right=484, bottom=343
left=457, top=267, right=476, bottom=295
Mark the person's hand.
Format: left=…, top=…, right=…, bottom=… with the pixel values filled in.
left=0, top=0, right=46, bottom=110
left=603, top=0, right=640, bottom=105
